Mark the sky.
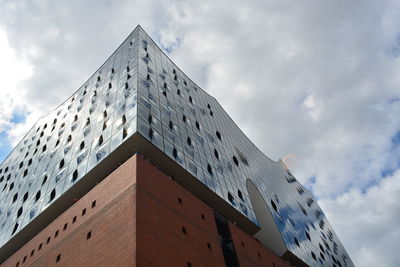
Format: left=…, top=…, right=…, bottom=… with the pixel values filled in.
left=0, top=0, right=399, bottom=266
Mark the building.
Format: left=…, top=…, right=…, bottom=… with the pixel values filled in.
left=0, top=25, right=353, bottom=266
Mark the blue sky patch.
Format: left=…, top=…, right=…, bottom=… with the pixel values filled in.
left=10, top=110, right=27, bottom=124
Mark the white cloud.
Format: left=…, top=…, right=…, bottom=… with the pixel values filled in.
left=320, top=171, right=400, bottom=267
left=0, top=27, right=37, bottom=144
left=0, top=0, right=399, bottom=265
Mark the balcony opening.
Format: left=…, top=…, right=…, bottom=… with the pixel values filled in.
left=214, top=214, right=239, bottom=267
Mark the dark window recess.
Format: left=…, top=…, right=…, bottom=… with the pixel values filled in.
left=122, top=128, right=128, bottom=140
left=257, top=252, right=261, bottom=259
left=34, top=190, right=41, bottom=202
left=216, top=131, right=222, bottom=140
left=297, top=186, right=305, bottom=195
left=238, top=190, right=244, bottom=201
left=181, top=226, right=187, bottom=235
left=148, top=128, right=154, bottom=140
left=215, top=214, right=239, bottom=267
left=187, top=262, right=192, bottom=267
left=80, top=141, right=85, bottom=150
left=306, top=231, right=311, bottom=241
left=207, top=164, right=213, bottom=175
left=228, top=192, right=235, bottom=205
left=207, top=242, right=212, bottom=251
left=23, top=192, right=29, bottom=202
left=59, top=159, right=65, bottom=169
left=320, top=252, right=325, bottom=261
left=55, top=230, right=59, bottom=238
left=319, top=243, right=325, bottom=253
left=87, top=231, right=92, bottom=240
left=294, top=237, right=300, bottom=247
left=182, top=115, right=187, bottom=122
left=177, top=197, right=182, bottom=204
left=72, top=170, right=78, bottom=182
left=92, top=200, right=97, bottom=208
left=172, top=148, right=178, bottom=159
left=46, top=237, right=51, bottom=244
left=187, top=137, right=192, bottom=146
left=38, top=243, right=43, bottom=250
left=311, top=252, right=317, bottom=260
left=42, top=175, right=48, bottom=185
left=195, top=121, right=200, bottom=130
left=11, top=223, right=19, bottom=236
left=241, top=241, right=245, bottom=247
left=201, top=214, right=205, bottom=220
left=98, top=135, right=104, bottom=146
left=72, top=216, right=77, bottom=223
left=82, top=208, right=86, bottom=216
left=214, top=149, right=219, bottom=159
left=17, top=207, right=23, bottom=218
left=63, top=223, right=68, bottom=231
left=232, top=156, right=239, bottom=166
left=56, top=254, right=61, bottom=263
left=271, top=200, right=278, bottom=212
left=148, top=114, right=153, bottom=124
left=13, top=193, right=18, bottom=203
left=50, top=189, right=56, bottom=201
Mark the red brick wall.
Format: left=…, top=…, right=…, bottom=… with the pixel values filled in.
left=3, top=155, right=138, bottom=267
left=229, top=222, right=290, bottom=267
left=136, top=156, right=226, bottom=267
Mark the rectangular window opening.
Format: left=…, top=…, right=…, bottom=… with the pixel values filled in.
left=56, top=254, right=61, bottom=263
left=87, top=231, right=92, bottom=240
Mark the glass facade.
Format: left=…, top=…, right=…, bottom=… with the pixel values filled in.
left=0, top=26, right=353, bottom=266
